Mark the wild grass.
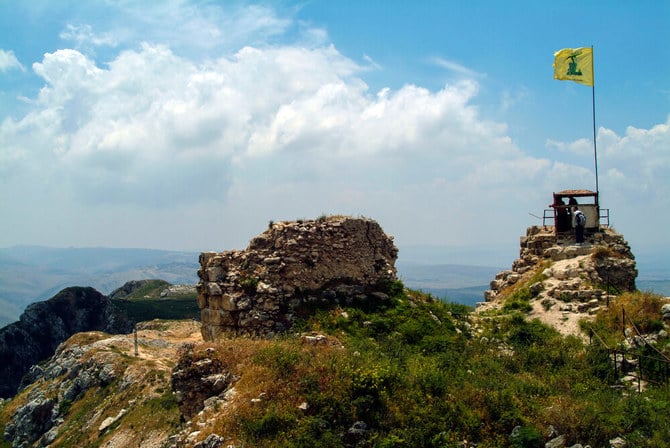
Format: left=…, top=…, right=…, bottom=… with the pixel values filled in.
left=182, top=285, right=670, bottom=448
left=2, top=282, right=668, bottom=448
left=583, top=291, right=666, bottom=344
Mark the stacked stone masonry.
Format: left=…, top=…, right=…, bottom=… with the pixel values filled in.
left=484, top=226, right=637, bottom=316
left=197, top=216, right=398, bottom=340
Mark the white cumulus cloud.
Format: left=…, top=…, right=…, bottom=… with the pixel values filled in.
left=0, top=1, right=667, bottom=253
left=0, top=49, right=25, bottom=72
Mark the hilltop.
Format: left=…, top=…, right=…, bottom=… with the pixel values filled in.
left=0, top=280, right=199, bottom=399
left=478, top=225, right=638, bottom=338
left=1, top=217, right=670, bottom=448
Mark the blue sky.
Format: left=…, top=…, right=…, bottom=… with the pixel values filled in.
left=0, top=1, right=668, bottom=268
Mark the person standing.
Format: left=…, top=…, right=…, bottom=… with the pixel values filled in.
left=551, top=197, right=570, bottom=232
left=573, top=207, right=586, bottom=244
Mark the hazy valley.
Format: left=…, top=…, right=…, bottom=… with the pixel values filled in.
left=2, top=244, right=668, bottom=329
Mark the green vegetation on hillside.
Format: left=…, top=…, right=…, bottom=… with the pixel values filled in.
left=110, top=280, right=200, bottom=323
left=110, top=279, right=173, bottom=300
left=111, top=297, right=200, bottom=323
left=185, top=284, right=670, bottom=448
left=1, top=283, right=668, bottom=447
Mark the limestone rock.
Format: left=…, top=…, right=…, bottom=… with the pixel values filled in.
left=479, top=226, right=637, bottom=337
left=193, top=433, right=226, bottom=448
left=171, top=344, right=235, bottom=419
left=660, top=304, right=670, bottom=322
left=546, top=434, right=566, bottom=448
left=609, top=436, right=627, bottom=448
left=3, top=394, right=55, bottom=447
left=343, top=421, right=370, bottom=447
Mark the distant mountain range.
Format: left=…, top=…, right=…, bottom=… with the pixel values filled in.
left=0, top=246, right=199, bottom=327
left=1, top=244, right=668, bottom=328
left=0, top=246, right=502, bottom=328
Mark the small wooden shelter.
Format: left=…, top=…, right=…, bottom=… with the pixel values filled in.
left=546, top=189, right=606, bottom=233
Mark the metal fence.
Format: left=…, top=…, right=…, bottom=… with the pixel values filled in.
left=588, top=307, right=670, bottom=390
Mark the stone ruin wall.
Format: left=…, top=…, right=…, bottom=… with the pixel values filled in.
left=197, top=216, right=398, bottom=340
left=484, top=225, right=637, bottom=314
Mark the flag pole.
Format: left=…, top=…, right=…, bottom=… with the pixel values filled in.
left=591, top=45, right=599, bottom=196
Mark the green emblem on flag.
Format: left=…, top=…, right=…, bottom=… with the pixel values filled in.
left=566, top=54, right=583, bottom=76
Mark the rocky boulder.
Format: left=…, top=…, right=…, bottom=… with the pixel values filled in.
left=171, top=344, right=236, bottom=419
left=197, top=216, right=398, bottom=339
left=0, top=287, right=133, bottom=398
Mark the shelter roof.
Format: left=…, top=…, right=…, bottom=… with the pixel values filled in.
left=554, top=189, right=597, bottom=197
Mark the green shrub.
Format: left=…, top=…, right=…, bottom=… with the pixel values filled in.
left=378, top=279, right=406, bottom=298
left=506, top=317, right=551, bottom=347
left=239, top=276, right=260, bottom=293
left=241, top=405, right=296, bottom=440
left=292, top=417, right=341, bottom=448
left=503, top=287, right=533, bottom=313
left=484, top=389, right=523, bottom=433
left=253, top=343, right=302, bottom=375
left=510, top=425, right=544, bottom=448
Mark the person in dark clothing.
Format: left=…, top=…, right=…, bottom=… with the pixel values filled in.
left=552, top=198, right=569, bottom=232
left=573, top=207, right=586, bottom=244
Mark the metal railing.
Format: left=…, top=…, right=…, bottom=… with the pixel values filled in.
left=542, top=208, right=610, bottom=228
left=599, top=208, right=610, bottom=227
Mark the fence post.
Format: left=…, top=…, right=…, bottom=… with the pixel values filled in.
left=637, top=355, right=641, bottom=393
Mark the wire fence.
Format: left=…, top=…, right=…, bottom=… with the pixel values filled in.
left=588, top=306, right=670, bottom=391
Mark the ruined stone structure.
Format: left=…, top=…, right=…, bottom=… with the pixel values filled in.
left=197, top=216, right=398, bottom=340
left=481, top=226, right=637, bottom=334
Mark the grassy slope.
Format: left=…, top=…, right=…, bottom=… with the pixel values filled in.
left=180, top=285, right=670, bottom=448
left=111, top=280, right=200, bottom=323
left=1, top=285, right=669, bottom=448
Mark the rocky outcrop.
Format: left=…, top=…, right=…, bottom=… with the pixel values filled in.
left=485, top=226, right=636, bottom=302
left=512, top=225, right=635, bottom=285
left=480, top=226, right=638, bottom=336
left=2, top=320, right=201, bottom=448
left=197, top=216, right=398, bottom=340
left=171, top=344, right=235, bottom=419
left=0, top=287, right=133, bottom=399
left=3, top=341, right=120, bottom=447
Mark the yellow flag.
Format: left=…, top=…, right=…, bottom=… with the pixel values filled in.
left=553, top=47, right=593, bottom=86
